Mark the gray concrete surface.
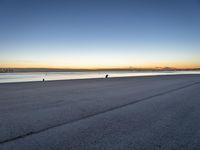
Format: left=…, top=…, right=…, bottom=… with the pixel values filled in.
left=0, top=75, right=200, bottom=150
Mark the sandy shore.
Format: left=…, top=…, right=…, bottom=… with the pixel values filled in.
left=0, top=74, right=200, bottom=150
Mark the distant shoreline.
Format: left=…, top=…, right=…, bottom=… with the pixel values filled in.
left=0, top=68, right=200, bottom=73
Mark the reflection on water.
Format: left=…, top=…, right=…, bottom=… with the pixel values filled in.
left=0, top=71, right=200, bottom=83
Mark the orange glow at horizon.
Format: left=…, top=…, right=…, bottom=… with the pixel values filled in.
left=1, top=62, right=199, bottom=69
left=1, top=44, right=200, bottom=70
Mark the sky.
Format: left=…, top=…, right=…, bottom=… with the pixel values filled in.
left=0, top=0, right=200, bottom=69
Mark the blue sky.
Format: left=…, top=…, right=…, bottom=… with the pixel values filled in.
left=0, top=0, right=200, bottom=68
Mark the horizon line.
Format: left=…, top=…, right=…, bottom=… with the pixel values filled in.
left=1, top=67, right=200, bottom=71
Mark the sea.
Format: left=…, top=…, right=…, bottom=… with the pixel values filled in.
left=0, top=71, right=200, bottom=83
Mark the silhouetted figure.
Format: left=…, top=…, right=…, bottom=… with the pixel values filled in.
left=105, top=74, right=109, bottom=78
left=43, top=78, right=45, bottom=82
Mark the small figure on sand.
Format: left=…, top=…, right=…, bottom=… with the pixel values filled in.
left=105, top=74, right=109, bottom=78
left=43, top=78, right=45, bottom=82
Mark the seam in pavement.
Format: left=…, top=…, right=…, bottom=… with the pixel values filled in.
left=1, top=81, right=200, bottom=144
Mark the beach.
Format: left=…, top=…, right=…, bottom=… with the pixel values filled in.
left=0, top=74, right=200, bottom=150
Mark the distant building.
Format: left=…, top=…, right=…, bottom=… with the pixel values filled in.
left=0, top=68, right=14, bottom=73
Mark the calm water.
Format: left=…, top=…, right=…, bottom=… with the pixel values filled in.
left=0, top=71, right=200, bottom=83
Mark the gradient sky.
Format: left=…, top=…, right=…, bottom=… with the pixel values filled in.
left=0, top=0, right=200, bottom=69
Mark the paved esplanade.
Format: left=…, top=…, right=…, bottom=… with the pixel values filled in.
left=0, top=75, right=200, bottom=150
